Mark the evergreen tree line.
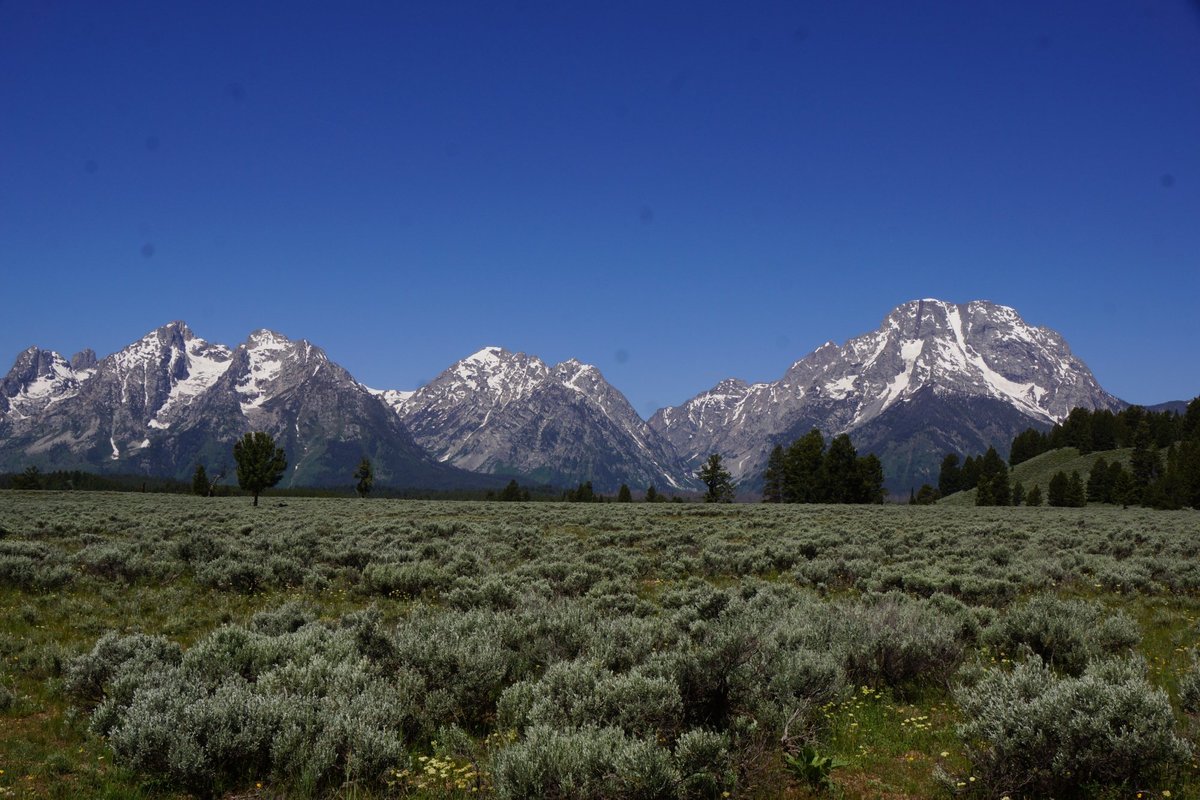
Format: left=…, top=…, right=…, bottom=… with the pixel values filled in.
left=1010, top=401, right=1197, bottom=465
left=761, top=429, right=885, bottom=504
left=931, top=396, right=1200, bottom=510
left=3, top=466, right=192, bottom=494
left=556, top=480, right=683, bottom=503
left=932, top=447, right=1024, bottom=507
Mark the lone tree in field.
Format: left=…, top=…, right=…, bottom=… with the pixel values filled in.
left=354, top=457, right=374, bottom=498
left=192, top=464, right=209, bottom=497
left=698, top=453, right=735, bottom=503
left=233, top=432, right=287, bottom=506
left=617, top=483, right=632, bottom=502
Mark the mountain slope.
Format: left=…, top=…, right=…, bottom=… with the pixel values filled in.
left=650, top=299, right=1124, bottom=493
left=390, top=347, right=695, bottom=492
left=0, top=324, right=492, bottom=489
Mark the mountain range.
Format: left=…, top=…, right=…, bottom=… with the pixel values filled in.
left=0, top=323, right=491, bottom=489
left=1, top=300, right=1141, bottom=493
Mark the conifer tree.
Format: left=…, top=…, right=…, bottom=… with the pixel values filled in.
left=617, top=484, right=632, bottom=502
left=824, top=434, right=859, bottom=503
left=1130, top=420, right=1161, bottom=491
left=233, top=432, right=287, bottom=507
left=974, top=447, right=1010, bottom=506
left=961, top=455, right=980, bottom=490
left=192, top=464, right=209, bottom=497
left=645, top=484, right=659, bottom=503
left=1048, top=471, right=1069, bottom=507
left=1087, top=456, right=1110, bottom=503
left=12, top=465, right=42, bottom=490
left=856, top=452, right=886, bottom=504
left=697, top=454, right=735, bottom=503
left=1110, top=467, right=1134, bottom=507
left=784, top=429, right=825, bottom=503
left=938, top=453, right=962, bottom=496
left=762, top=445, right=786, bottom=503
left=1011, top=480, right=1025, bottom=506
left=354, top=457, right=374, bottom=498
left=1026, top=484, right=1043, bottom=506
left=975, top=476, right=995, bottom=506
left=1066, top=470, right=1086, bottom=507
left=1009, top=428, right=1048, bottom=466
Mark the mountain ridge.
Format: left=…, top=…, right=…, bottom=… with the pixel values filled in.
left=648, top=299, right=1124, bottom=492
left=0, top=323, right=498, bottom=490
left=2, top=299, right=1163, bottom=493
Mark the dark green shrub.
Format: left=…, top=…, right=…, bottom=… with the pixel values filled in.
left=194, top=555, right=270, bottom=593
left=249, top=602, right=317, bottom=636
left=1179, top=651, right=1200, bottom=714
left=674, top=729, right=736, bottom=799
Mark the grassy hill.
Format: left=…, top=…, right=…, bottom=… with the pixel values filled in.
left=940, top=446, right=1133, bottom=506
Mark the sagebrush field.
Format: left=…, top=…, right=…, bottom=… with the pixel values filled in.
left=2, top=492, right=1199, bottom=799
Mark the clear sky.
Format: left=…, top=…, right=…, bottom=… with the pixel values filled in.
left=2, top=1, right=1198, bottom=414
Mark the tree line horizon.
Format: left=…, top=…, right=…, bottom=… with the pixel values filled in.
left=6, top=395, right=1198, bottom=508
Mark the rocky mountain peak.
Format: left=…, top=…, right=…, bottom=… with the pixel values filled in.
left=1, top=347, right=80, bottom=409
left=70, top=349, right=98, bottom=371
left=393, top=346, right=693, bottom=490
left=651, top=298, right=1123, bottom=492
left=0, top=323, right=474, bottom=490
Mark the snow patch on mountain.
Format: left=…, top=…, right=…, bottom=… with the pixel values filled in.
left=147, top=338, right=232, bottom=428
left=393, top=346, right=695, bottom=490
left=236, top=330, right=291, bottom=412
left=651, top=298, right=1122, bottom=486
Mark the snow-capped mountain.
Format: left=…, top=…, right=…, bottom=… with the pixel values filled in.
left=650, top=299, right=1123, bottom=493
left=0, top=323, right=492, bottom=489
left=389, top=346, right=694, bottom=492
left=2, top=300, right=1132, bottom=494
left=0, top=347, right=96, bottom=419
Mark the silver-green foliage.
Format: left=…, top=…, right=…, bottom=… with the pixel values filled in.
left=955, top=656, right=1191, bottom=797
left=981, top=594, right=1140, bottom=676
left=67, top=621, right=416, bottom=795
left=492, top=725, right=679, bottom=800
left=1180, top=650, right=1200, bottom=714
left=0, top=539, right=72, bottom=590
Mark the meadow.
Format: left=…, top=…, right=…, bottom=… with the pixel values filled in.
left=1, top=492, right=1199, bottom=799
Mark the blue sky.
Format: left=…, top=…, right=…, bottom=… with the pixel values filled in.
left=2, top=1, right=1197, bottom=414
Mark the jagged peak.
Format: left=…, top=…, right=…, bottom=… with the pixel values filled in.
left=465, top=345, right=506, bottom=363
left=245, top=328, right=292, bottom=348
left=7, top=346, right=68, bottom=375
left=712, top=377, right=750, bottom=392
left=553, top=359, right=604, bottom=384
left=71, top=349, right=98, bottom=371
